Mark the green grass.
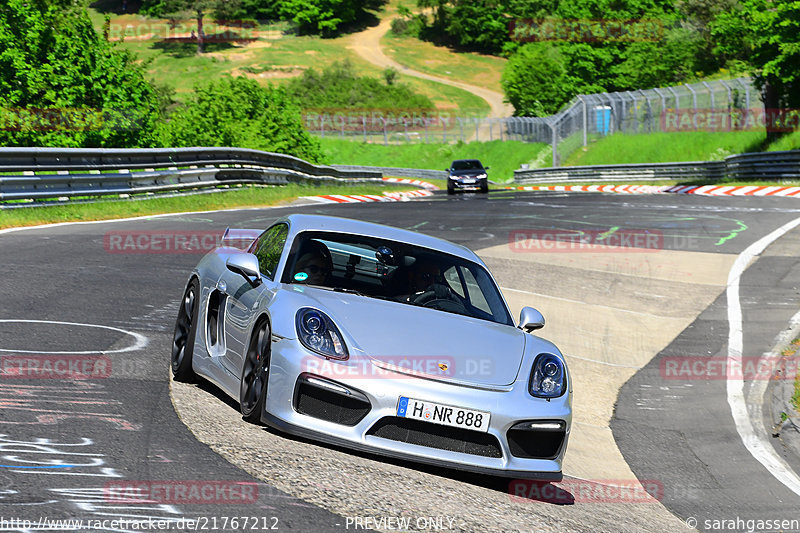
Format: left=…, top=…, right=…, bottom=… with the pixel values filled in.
left=320, top=138, right=547, bottom=182
left=767, top=130, right=800, bottom=152
left=0, top=183, right=414, bottom=229
left=563, top=131, right=767, bottom=166
left=89, top=9, right=488, bottom=115
left=382, top=32, right=507, bottom=97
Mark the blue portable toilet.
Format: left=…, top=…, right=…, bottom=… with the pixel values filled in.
left=595, top=106, right=611, bottom=135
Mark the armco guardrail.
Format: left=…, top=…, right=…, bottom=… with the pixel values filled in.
left=332, top=165, right=447, bottom=181
left=0, top=147, right=390, bottom=203
left=514, top=150, right=800, bottom=184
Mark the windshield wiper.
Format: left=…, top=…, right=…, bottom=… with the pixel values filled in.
left=332, top=287, right=366, bottom=297
left=298, top=284, right=366, bottom=296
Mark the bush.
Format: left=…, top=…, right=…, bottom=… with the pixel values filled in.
left=0, top=0, right=161, bottom=147
left=157, top=76, right=322, bottom=162
left=287, top=60, right=434, bottom=112
left=501, top=44, right=574, bottom=116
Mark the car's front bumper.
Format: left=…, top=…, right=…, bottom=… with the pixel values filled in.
left=263, top=338, right=571, bottom=480
left=449, top=177, right=487, bottom=191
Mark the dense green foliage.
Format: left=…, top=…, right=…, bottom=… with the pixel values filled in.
left=711, top=0, right=800, bottom=127
left=413, top=0, right=766, bottom=117
left=157, top=76, right=323, bottom=162
left=142, top=0, right=384, bottom=36
left=287, top=61, right=434, bottom=112
left=0, top=0, right=161, bottom=147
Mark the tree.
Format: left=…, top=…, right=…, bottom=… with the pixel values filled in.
left=501, top=43, right=573, bottom=116
left=0, top=0, right=161, bottom=147
left=153, top=0, right=241, bottom=53
left=711, top=0, right=800, bottom=140
left=157, top=76, right=322, bottom=162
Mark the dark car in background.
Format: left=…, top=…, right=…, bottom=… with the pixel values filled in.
left=447, top=159, right=489, bottom=195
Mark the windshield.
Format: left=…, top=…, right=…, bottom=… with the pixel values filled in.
left=451, top=160, right=484, bottom=171
left=281, top=231, right=513, bottom=326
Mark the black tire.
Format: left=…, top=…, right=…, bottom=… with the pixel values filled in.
left=240, top=318, right=271, bottom=424
left=171, top=278, right=199, bottom=382
left=447, top=185, right=455, bottom=195
left=480, top=183, right=489, bottom=193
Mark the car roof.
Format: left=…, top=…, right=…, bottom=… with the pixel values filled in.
left=277, top=214, right=482, bottom=263
left=451, top=159, right=483, bottom=164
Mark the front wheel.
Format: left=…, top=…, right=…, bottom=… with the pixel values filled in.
left=171, top=278, right=199, bottom=382
left=240, top=318, right=271, bottom=424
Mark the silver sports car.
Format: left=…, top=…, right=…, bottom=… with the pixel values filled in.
left=171, top=214, right=571, bottom=480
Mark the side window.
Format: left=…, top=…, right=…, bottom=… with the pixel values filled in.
left=460, top=266, right=491, bottom=314
left=443, top=266, right=465, bottom=298
left=252, top=224, right=288, bottom=280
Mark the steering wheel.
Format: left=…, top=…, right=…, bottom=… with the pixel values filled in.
left=411, top=283, right=468, bottom=314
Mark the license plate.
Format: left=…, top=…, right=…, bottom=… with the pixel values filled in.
left=462, top=178, right=476, bottom=184
left=397, top=397, right=490, bottom=432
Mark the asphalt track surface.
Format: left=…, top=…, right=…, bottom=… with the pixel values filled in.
left=1, top=189, right=800, bottom=532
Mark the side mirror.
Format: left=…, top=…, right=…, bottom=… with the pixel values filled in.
left=226, top=253, right=262, bottom=288
left=518, top=306, right=545, bottom=332
left=484, top=166, right=490, bottom=170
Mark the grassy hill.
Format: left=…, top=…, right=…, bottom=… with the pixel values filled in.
left=88, top=9, right=489, bottom=115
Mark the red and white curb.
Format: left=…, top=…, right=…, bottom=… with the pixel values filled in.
left=517, top=184, right=800, bottom=197
left=302, top=190, right=434, bottom=204
left=382, top=177, right=439, bottom=190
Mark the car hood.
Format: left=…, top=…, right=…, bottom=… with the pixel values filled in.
left=451, top=169, right=486, bottom=176
left=295, top=287, right=525, bottom=388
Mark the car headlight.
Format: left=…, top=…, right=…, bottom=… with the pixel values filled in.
left=295, top=308, right=348, bottom=360
left=529, top=353, right=566, bottom=398
left=476, top=173, right=487, bottom=179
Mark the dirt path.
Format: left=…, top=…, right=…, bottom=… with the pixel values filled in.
left=347, top=18, right=514, bottom=118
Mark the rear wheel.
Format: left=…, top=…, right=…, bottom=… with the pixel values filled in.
left=171, top=278, right=199, bottom=382
left=240, top=318, right=271, bottom=424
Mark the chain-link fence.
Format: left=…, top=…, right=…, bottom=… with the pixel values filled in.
left=304, top=77, right=759, bottom=167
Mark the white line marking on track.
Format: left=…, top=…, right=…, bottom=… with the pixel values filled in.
left=726, top=215, right=800, bottom=497
left=0, top=319, right=148, bottom=354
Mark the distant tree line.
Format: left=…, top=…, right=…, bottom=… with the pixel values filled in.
left=140, top=0, right=386, bottom=36
left=400, top=0, right=798, bottom=128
